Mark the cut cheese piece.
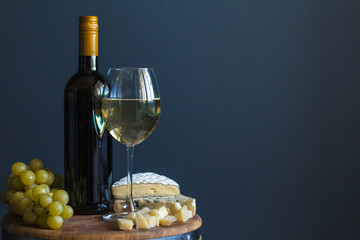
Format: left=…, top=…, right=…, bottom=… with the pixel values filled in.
left=170, top=202, right=182, bottom=214
left=136, top=212, right=149, bottom=229
left=157, top=206, right=169, bottom=220
left=119, top=202, right=195, bottom=231
left=112, top=172, right=180, bottom=198
left=145, top=214, right=157, bottom=228
left=138, top=207, right=150, bottom=214
left=187, top=209, right=193, bottom=219
left=187, top=202, right=197, bottom=216
left=125, top=212, right=136, bottom=224
left=159, top=215, right=177, bottom=226
left=148, top=209, right=160, bottom=226
left=114, top=195, right=196, bottom=214
left=174, top=205, right=192, bottom=222
left=118, top=218, right=134, bottom=231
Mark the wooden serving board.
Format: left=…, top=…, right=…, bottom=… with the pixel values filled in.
left=1, top=214, right=202, bottom=240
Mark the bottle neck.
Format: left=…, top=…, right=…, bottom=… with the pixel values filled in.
left=78, top=56, right=98, bottom=72
left=78, top=20, right=98, bottom=72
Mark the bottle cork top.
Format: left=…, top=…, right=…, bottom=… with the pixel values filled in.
left=78, top=16, right=98, bottom=56
left=79, top=16, right=98, bottom=31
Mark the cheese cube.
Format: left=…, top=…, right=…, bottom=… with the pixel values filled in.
left=174, top=206, right=190, bottom=222
left=148, top=209, right=160, bottom=226
left=159, top=215, right=177, bottom=226
left=145, top=214, right=157, bottom=228
left=170, top=202, right=182, bottom=214
left=125, top=212, right=136, bottom=225
left=138, top=207, right=150, bottom=214
left=186, top=199, right=196, bottom=216
left=118, top=218, right=134, bottom=231
left=187, top=210, right=193, bottom=219
left=157, top=206, right=169, bottom=219
left=136, top=212, right=149, bottom=229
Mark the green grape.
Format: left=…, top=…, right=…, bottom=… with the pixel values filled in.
left=60, top=205, right=73, bottom=220
left=5, top=160, right=73, bottom=228
left=11, top=176, right=25, bottom=191
left=52, top=190, right=69, bottom=205
left=24, top=189, right=33, bottom=199
left=20, top=170, right=36, bottom=186
left=32, top=185, right=47, bottom=201
left=11, top=191, right=25, bottom=203
left=47, top=215, right=63, bottom=230
left=11, top=162, right=27, bottom=176
left=25, top=183, right=38, bottom=191
left=8, top=201, right=19, bottom=214
left=40, top=184, right=50, bottom=193
left=50, top=188, right=58, bottom=193
left=45, top=171, right=54, bottom=186
left=6, top=175, right=15, bottom=189
left=10, top=200, right=22, bottom=216
left=37, top=215, right=49, bottom=228
left=1, top=190, right=9, bottom=204
left=52, top=174, right=64, bottom=188
left=29, top=158, right=43, bottom=172
left=23, top=208, right=38, bottom=224
left=33, top=204, right=47, bottom=216
left=35, top=170, right=49, bottom=184
left=48, top=201, right=63, bottom=216
left=19, top=197, right=34, bottom=213
left=6, top=189, right=15, bottom=203
left=39, top=194, right=53, bottom=208
left=34, top=193, right=45, bottom=204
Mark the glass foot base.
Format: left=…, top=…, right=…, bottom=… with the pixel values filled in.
left=102, top=212, right=130, bottom=222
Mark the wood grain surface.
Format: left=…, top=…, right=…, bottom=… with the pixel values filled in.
left=1, top=214, right=202, bottom=240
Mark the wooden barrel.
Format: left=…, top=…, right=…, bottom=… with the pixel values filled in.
left=1, top=214, right=202, bottom=240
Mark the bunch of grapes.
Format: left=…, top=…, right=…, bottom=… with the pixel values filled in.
left=0, top=159, right=73, bottom=229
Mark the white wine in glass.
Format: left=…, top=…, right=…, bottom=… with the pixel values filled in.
left=101, top=67, right=161, bottom=221
left=101, top=98, right=160, bottom=145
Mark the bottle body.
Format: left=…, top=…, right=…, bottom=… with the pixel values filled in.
left=64, top=17, right=113, bottom=215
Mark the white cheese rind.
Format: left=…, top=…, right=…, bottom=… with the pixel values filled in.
left=113, top=172, right=179, bottom=187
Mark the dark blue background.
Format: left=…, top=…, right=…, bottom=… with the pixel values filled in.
left=1, top=1, right=360, bottom=239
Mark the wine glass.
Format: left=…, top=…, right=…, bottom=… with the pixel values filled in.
left=101, top=67, right=161, bottom=221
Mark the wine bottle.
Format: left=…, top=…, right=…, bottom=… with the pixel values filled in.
left=64, top=16, right=113, bottom=214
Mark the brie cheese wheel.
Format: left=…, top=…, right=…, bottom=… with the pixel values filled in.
left=112, top=172, right=180, bottom=198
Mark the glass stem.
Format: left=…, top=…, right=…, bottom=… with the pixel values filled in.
left=126, top=145, right=135, bottom=212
